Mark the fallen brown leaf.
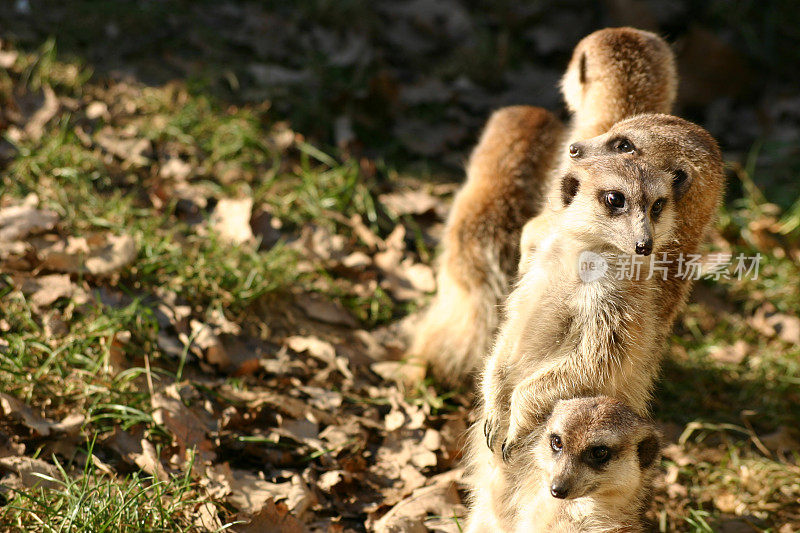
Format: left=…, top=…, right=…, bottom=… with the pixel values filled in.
left=38, top=233, right=136, bottom=276
left=750, top=303, right=800, bottom=344
left=0, top=456, right=61, bottom=491
left=234, top=499, right=305, bottom=533
left=211, top=197, right=254, bottom=245
left=0, top=194, right=58, bottom=241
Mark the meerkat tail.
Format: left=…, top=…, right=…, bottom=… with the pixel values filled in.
left=405, top=106, right=566, bottom=387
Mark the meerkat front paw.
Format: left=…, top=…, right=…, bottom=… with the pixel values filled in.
left=482, top=401, right=512, bottom=456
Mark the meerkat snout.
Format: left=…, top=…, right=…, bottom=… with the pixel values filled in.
left=635, top=239, right=653, bottom=256
left=549, top=480, right=569, bottom=499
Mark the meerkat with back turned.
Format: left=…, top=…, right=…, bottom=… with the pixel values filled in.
left=467, top=396, right=661, bottom=532
left=479, top=113, right=724, bottom=459
left=561, top=27, right=677, bottom=143
left=404, top=107, right=565, bottom=387
left=406, top=28, right=676, bottom=387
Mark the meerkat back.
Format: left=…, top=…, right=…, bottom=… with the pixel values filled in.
left=561, top=27, right=677, bottom=142
left=404, top=106, right=565, bottom=387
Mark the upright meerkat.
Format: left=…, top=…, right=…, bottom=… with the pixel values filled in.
left=406, top=27, right=677, bottom=387
left=467, top=396, right=661, bottom=533
left=481, top=114, right=724, bottom=459
left=561, top=27, right=677, bottom=143
left=404, top=107, right=565, bottom=387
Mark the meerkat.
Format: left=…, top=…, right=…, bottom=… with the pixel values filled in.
left=480, top=114, right=724, bottom=460
left=403, top=106, right=565, bottom=387
left=466, top=396, right=661, bottom=533
left=405, top=28, right=677, bottom=388
left=561, top=27, right=677, bottom=143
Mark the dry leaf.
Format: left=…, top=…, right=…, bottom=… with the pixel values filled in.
left=39, top=233, right=136, bottom=276
left=0, top=393, right=53, bottom=437
left=379, top=190, right=441, bottom=217
left=95, top=126, right=151, bottom=166
left=708, top=340, right=750, bottom=365
left=152, top=385, right=215, bottom=461
left=235, top=499, right=305, bottom=533
left=295, top=293, right=357, bottom=327
left=750, top=303, right=800, bottom=344
left=20, top=274, right=76, bottom=308
left=286, top=335, right=335, bottom=363
left=0, top=195, right=58, bottom=241
left=211, top=197, right=254, bottom=245
left=371, top=478, right=465, bottom=533
left=24, top=85, right=60, bottom=142
left=0, top=456, right=61, bottom=490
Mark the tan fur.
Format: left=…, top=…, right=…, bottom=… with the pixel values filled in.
left=561, top=27, right=677, bottom=142
left=479, top=114, right=724, bottom=459
left=466, top=397, right=661, bottom=532
left=405, top=107, right=565, bottom=387
left=406, top=28, right=677, bottom=388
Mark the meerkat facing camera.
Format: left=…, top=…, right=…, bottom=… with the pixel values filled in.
left=467, top=396, right=661, bottom=532
left=404, top=107, right=565, bottom=387
left=406, top=28, right=677, bottom=388
left=480, top=114, right=724, bottom=459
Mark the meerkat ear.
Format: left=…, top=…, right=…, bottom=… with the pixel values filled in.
left=561, top=174, right=580, bottom=206
left=636, top=431, right=661, bottom=469
left=579, top=52, right=587, bottom=85
left=672, top=169, right=690, bottom=201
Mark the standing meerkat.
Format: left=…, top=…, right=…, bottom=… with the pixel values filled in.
left=406, top=28, right=677, bottom=388
left=561, top=27, right=677, bottom=143
left=404, top=107, right=565, bottom=387
left=480, top=114, right=724, bottom=459
left=466, top=396, right=661, bottom=533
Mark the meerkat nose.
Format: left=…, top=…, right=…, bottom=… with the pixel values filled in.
left=635, top=239, right=653, bottom=256
left=568, top=143, right=583, bottom=158
left=550, top=482, right=570, bottom=499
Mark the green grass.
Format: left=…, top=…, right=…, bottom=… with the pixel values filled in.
left=0, top=447, right=203, bottom=532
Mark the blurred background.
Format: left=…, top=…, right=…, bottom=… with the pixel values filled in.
left=2, top=0, right=799, bottom=193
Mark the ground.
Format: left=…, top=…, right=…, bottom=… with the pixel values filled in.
left=0, top=1, right=798, bottom=532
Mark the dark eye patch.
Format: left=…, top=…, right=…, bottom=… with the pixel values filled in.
left=607, top=136, right=635, bottom=153
left=579, top=52, right=587, bottom=84
left=583, top=445, right=614, bottom=469
left=561, top=174, right=580, bottom=206
left=651, top=198, right=666, bottom=219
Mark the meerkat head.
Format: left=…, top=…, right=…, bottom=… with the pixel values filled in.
left=560, top=113, right=723, bottom=256
left=561, top=27, right=677, bottom=122
left=533, top=396, right=660, bottom=502
left=556, top=156, right=677, bottom=257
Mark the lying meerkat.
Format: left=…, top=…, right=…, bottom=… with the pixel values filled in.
left=404, top=107, right=565, bottom=387
left=406, top=28, right=676, bottom=387
left=467, top=396, right=661, bottom=532
left=481, top=114, right=724, bottom=459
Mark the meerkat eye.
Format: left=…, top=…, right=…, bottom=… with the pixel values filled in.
left=604, top=192, right=626, bottom=209
left=590, top=446, right=610, bottom=464
left=568, top=144, right=582, bottom=158
left=614, top=138, right=635, bottom=153
left=651, top=198, right=666, bottom=217
left=550, top=435, right=563, bottom=452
